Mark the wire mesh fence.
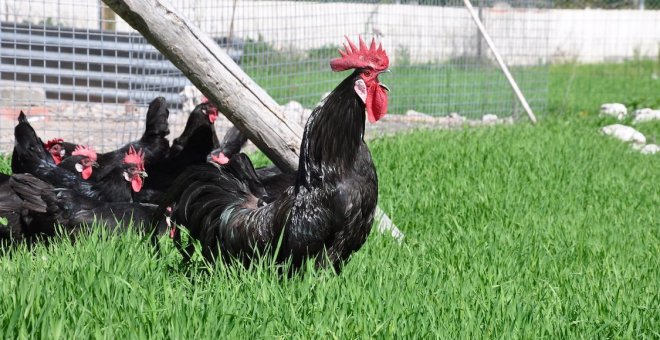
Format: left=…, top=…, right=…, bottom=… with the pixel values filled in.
left=0, top=0, right=658, bottom=152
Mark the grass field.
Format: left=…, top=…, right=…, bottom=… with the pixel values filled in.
left=549, top=60, right=660, bottom=116
left=1, top=58, right=659, bottom=337
left=1, top=114, right=658, bottom=338
left=249, top=54, right=658, bottom=118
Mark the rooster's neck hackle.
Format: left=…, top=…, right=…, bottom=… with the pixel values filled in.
left=297, top=71, right=366, bottom=189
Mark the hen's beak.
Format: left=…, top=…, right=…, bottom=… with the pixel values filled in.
left=92, top=161, right=99, bottom=168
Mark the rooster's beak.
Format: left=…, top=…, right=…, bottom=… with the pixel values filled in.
left=378, top=69, right=390, bottom=92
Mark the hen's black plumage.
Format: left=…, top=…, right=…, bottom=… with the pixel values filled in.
left=157, top=69, right=382, bottom=272
left=12, top=112, right=92, bottom=189
left=61, top=96, right=170, bottom=182
left=217, top=126, right=248, bottom=159
left=7, top=173, right=160, bottom=242
left=11, top=112, right=54, bottom=174
left=208, top=126, right=295, bottom=202
left=0, top=173, right=29, bottom=246
left=10, top=114, right=143, bottom=203
left=140, top=102, right=220, bottom=198
left=58, top=154, right=93, bottom=175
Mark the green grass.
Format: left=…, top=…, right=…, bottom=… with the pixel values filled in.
left=549, top=59, right=660, bottom=115
left=1, top=115, right=658, bottom=338
left=250, top=56, right=658, bottom=119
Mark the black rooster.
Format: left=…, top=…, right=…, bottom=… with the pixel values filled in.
left=157, top=36, right=389, bottom=272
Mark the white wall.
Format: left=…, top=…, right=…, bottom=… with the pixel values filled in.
left=2, top=0, right=658, bottom=65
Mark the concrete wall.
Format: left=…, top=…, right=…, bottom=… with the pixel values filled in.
left=1, top=0, right=658, bottom=64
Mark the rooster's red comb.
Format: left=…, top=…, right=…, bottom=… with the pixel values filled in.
left=330, top=35, right=389, bottom=72
left=71, top=145, right=97, bottom=162
left=124, top=146, right=145, bottom=170
left=44, top=138, right=63, bottom=150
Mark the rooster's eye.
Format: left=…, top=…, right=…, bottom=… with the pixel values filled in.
left=363, top=71, right=371, bottom=77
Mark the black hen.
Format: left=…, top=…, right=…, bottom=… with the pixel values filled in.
left=11, top=114, right=147, bottom=203
left=57, top=145, right=99, bottom=180
left=208, top=127, right=294, bottom=202
left=215, top=126, right=248, bottom=161
left=43, top=138, right=67, bottom=165
left=157, top=36, right=390, bottom=272
left=8, top=173, right=160, bottom=242
left=138, top=102, right=220, bottom=200
left=11, top=112, right=92, bottom=191
left=168, top=101, right=220, bottom=159
left=61, top=96, right=170, bottom=182
left=0, top=173, right=31, bottom=245
left=11, top=112, right=54, bottom=174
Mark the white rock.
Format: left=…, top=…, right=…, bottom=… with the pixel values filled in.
left=599, top=103, right=627, bottom=120
left=179, top=85, right=204, bottom=113
left=482, top=114, right=498, bottom=122
left=445, top=112, right=466, bottom=125
left=448, top=112, right=466, bottom=121
left=26, top=116, right=45, bottom=123
left=282, top=100, right=303, bottom=113
left=632, top=108, right=660, bottom=124
left=405, top=109, right=433, bottom=118
left=639, top=144, right=659, bottom=155
left=631, top=143, right=644, bottom=151
left=600, top=124, right=646, bottom=144
left=281, top=101, right=311, bottom=125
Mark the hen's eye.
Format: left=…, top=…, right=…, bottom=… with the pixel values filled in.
left=364, top=71, right=371, bottom=77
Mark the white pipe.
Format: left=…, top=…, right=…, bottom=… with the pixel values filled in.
left=463, top=0, right=538, bottom=124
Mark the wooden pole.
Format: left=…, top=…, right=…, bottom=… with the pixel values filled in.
left=101, top=0, right=404, bottom=242
left=463, top=0, right=538, bottom=124
left=103, top=0, right=302, bottom=173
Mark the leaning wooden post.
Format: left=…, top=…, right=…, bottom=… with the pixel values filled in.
left=104, top=0, right=301, bottom=173
left=102, top=0, right=404, bottom=242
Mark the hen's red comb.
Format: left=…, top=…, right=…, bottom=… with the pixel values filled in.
left=44, top=138, right=63, bottom=150
left=124, top=146, right=145, bottom=170
left=330, top=35, right=389, bottom=72
left=71, top=145, right=97, bottom=162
